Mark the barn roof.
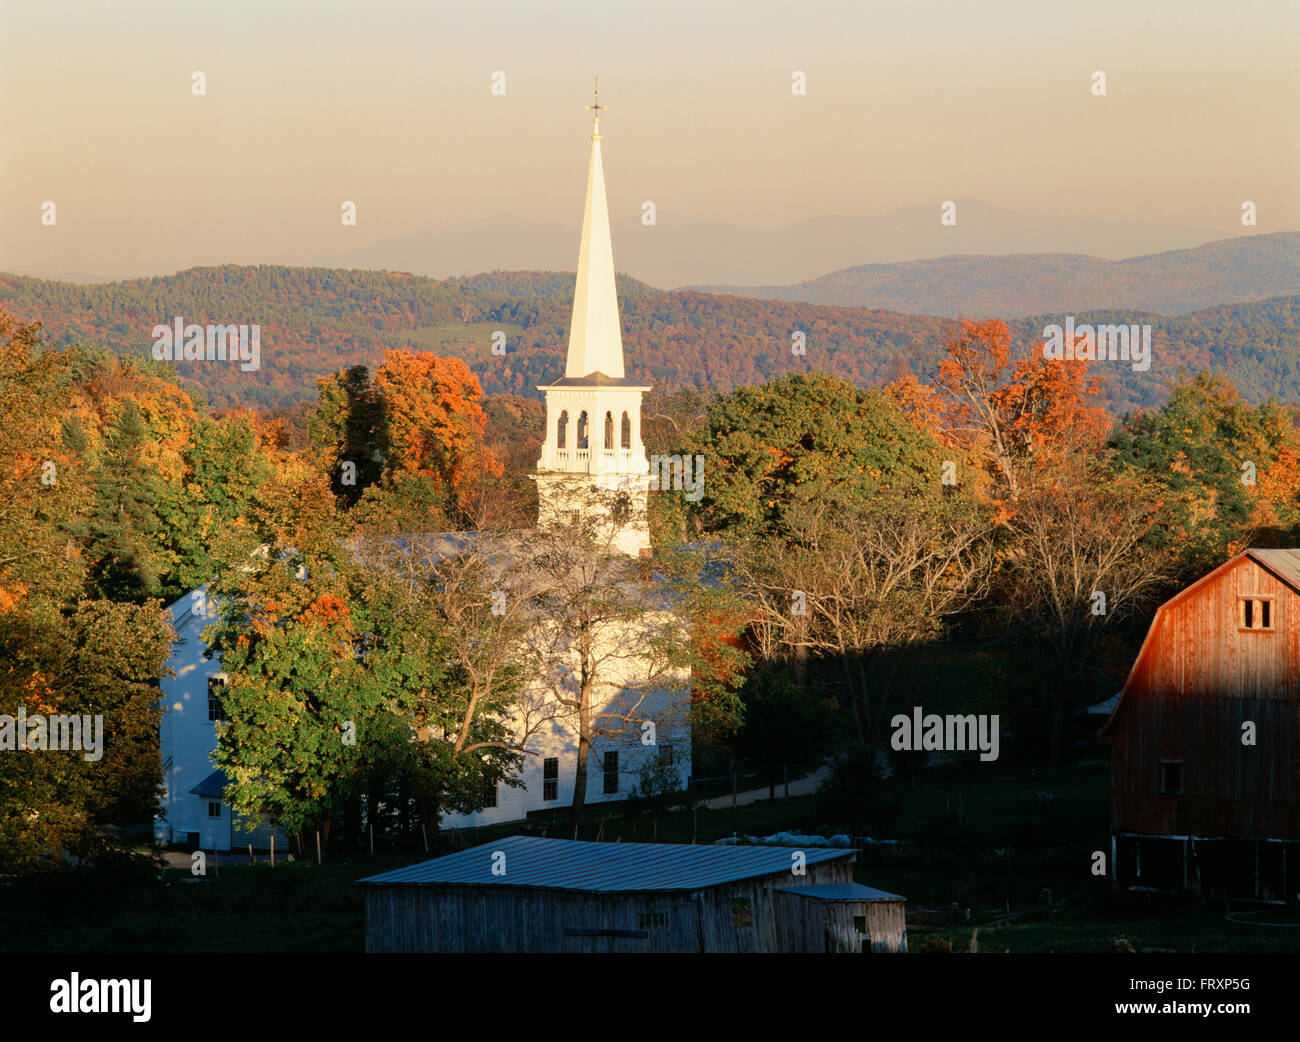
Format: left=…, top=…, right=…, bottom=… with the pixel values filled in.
left=357, top=835, right=855, bottom=893
left=1099, top=548, right=1300, bottom=736
left=775, top=883, right=904, bottom=902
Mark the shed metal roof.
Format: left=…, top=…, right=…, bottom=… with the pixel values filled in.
left=357, top=835, right=855, bottom=893
left=775, top=883, right=904, bottom=903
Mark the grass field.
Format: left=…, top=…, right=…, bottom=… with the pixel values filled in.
left=5, top=757, right=1298, bottom=953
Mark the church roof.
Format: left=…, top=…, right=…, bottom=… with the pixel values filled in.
left=540, top=372, right=650, bottom=389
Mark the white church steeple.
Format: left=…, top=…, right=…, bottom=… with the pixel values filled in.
left=565, top=86, right=624, bottom=380
left=534, top=84, right=652, bottom=558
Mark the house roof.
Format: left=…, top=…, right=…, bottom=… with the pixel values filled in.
left=1099, top=548, right=1300, bottom=736
left=775, top=883, right=904, bottom=903
left=189, top=768, right=229, bottom=798
left=357, top=835, right=855, bottom=893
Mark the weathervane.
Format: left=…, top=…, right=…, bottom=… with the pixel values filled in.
left=586, top=77, right=605, bottom=133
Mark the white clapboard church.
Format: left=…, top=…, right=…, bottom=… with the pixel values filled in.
left=156, top=95, right=691, bottom=849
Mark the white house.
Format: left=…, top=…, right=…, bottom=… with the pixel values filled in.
left=156, top=98, right=691, bottom=847
left=155, top=586, right=288, bottom=850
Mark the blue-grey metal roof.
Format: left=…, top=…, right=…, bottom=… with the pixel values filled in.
left=357, top=835, right=855, bottom=893
left=775, top=883, right=904, bottom=903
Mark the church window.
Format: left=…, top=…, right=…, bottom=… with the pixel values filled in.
left=577, top=412, right=589, bottom=449
left=556, top=410, right=568, bottom=449
left=621, top=411, right=631, bottom=449
left=543, top=757, right=559, bottom=801
left=604, top=411, right=614, bottom=449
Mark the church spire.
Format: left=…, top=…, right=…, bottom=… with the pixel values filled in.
left=565, top=79, right=624, bottom=380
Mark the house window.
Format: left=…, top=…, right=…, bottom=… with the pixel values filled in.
left=1239, top=596, right=1274, bottom=631
left=207, top=800, right=222, bottom=818
left=639, top=911, right=667, bottom=931
left=543, top=757, right=558, bottom=801
left=602, top=751, right=619, bottom=795
left=731, top=898, right=752, bottom=927
left=207, top=676, right=227, bottom=722
left=1161, top=760, right=1183, bottom=795
left=482, top=784, right=497, bottom=809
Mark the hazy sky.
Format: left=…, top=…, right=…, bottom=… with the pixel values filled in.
left=2, top=0, right=1296, bottom=278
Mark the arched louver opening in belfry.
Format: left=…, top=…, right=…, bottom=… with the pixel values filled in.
left=556, top=410, right=568, bottom=449
left=577, top=411, right=589, bottom=449
left=621, top=411, right=631, bottom=449
left=604, top=411, right=615, bottom=449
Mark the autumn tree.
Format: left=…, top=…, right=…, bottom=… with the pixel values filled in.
left=933, top=319, right=1108, bottom=502
left=372, top=349, right=503, bottom=522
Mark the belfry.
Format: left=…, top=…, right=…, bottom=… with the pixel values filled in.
left=534, top=85, right=652, bottom=558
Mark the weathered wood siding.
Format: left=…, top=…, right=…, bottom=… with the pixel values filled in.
left=1111, top=557, right=1300, bottom=839
left=364, top=856, right=857, bottom=953
left=771, top=892, right=907, bottom=953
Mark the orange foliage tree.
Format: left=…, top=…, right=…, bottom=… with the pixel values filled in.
left=372, top=350, right=503, bottom=518
left=934, top=319, right=1109, bottom=501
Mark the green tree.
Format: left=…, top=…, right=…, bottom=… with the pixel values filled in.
left=86, top=400, right=168, bottom=601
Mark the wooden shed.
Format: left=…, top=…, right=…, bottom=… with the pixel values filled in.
left=773, top=883, right=907, bottom=952
left=1100, top=548, right=1300, bottom=901
left=358, top=835, right=906, bottom=953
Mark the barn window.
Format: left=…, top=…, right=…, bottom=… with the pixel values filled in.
left=1239, top=596, right=1274, bottom=630
left=658, top=744, right=674, bottom=768
left=543, top=757, right=559, bottom=801
left=207, top=676, right=227, bottom=722
left=638, top=911, right=667, bottom=931
left=207, top=800, right=222, bottom=818
left=853, top=915, right=867, bottom=934
left=602, top=751, right=619, bottom=795
left=1161, top=760, right=1183, bottom=795
left=731, top=898, right=752, bottom=927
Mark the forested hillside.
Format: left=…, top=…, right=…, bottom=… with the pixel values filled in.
left=2, top=266, right=1297, bottom=418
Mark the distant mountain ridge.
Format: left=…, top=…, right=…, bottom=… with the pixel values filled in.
left=690, top=232, right=1300, bottom=318
left=1, top=267, right=1296, bottom=421
left=311, top=199, right=1234, bottom=289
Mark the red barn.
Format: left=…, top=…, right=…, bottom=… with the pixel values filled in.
left=1100, top=548, right=1300, bottom=902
